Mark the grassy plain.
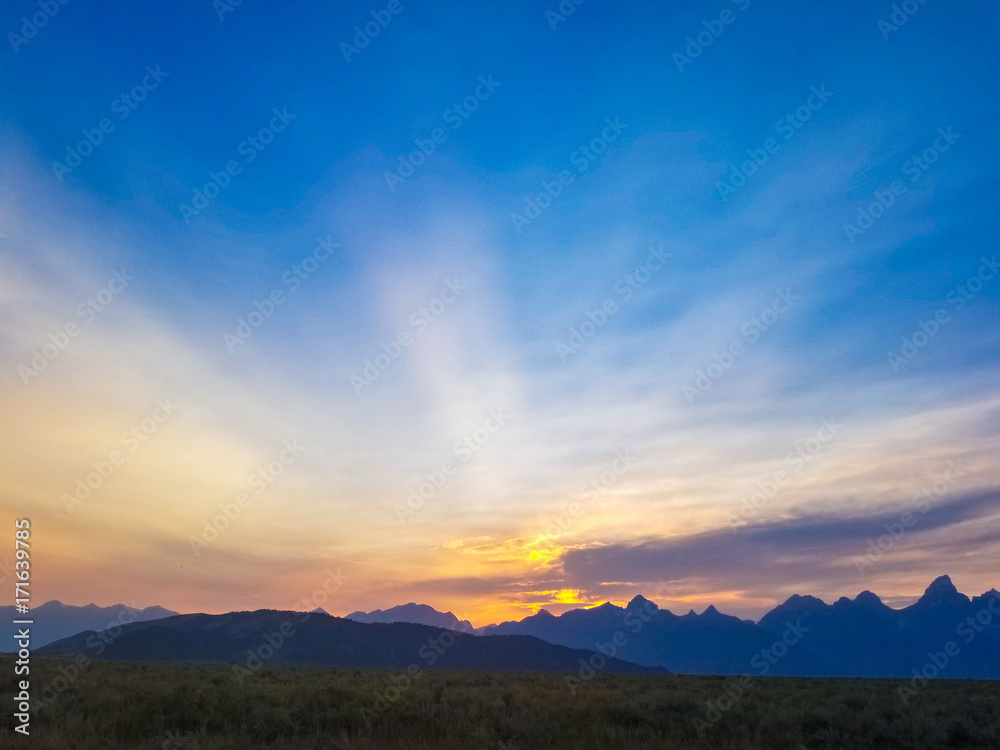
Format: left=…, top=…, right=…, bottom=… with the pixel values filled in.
left=2, top=657, right=999, bottom=749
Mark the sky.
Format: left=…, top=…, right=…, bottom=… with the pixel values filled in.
left=0, top=1, right=998, bottom=626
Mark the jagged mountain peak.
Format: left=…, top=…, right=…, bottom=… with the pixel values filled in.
left=785, top=593, right=827, bottom=606
left=927, top=574, right=957, bottom=593
left=626, top=594, right=658, bottom=611
left=478, top=577, right=1000, bottom=678
left=757, top=593, right=830, bottom=631
left=345, top=603, right=475, bottom=632
left=853, top=590, right=886, bottom=608
left=767, top=593, right=828, bottom=613
left=907, top=574, right=970, bottom=611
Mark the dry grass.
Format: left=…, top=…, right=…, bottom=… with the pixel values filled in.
left=2, top=656, right=999, bottom=749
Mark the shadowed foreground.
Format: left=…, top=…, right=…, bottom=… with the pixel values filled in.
left=2, top=657, right=999, bottom=749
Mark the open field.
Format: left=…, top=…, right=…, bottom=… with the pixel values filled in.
left=2, top=657, right=999, bottom=749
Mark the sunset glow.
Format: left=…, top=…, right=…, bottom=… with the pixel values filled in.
left=2, top=0, right=998, bottom=631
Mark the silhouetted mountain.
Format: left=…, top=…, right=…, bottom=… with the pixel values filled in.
left=482, top=576, right=1000, bottom=678
left=484, top=599, right=827, bottom=675
left=901, top=574, right=970, bottom=617
left=754, top=575, right=1000, bottom=677
left=345, top=603, right=475, bottom=632
left=30, top=577, right=1000, bottom=678
left=0, top=600, right=179, bottom=648
left=37, top=609, right=668, bottom=675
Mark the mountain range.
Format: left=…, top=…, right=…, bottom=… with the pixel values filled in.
left=0, top=600, right=178, bottom=648
left=26, top=576, right=1000, bottom=678
left=345, top=603, right=476, bottom=632
left=480, top=576, right=1000, bottom=678
left=36, top=609, right=664, bottom=675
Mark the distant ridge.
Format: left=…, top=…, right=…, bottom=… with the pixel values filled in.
left=22, top=577, right=1000, bottom=678
left=480, top=575, right=1000, bottom=678
left=345, top=603, right=476, bottom=632
left=0, top=600, right=180, bottom=648
left=37, top=609, right=668, bottom=676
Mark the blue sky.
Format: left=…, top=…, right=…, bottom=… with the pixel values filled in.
left=1, top=0, right=998, bottom=623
